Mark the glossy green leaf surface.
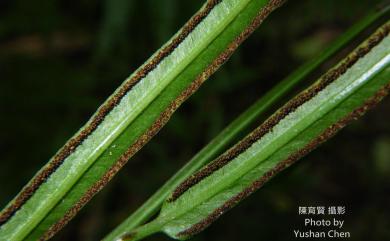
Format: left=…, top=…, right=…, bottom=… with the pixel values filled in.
left=117, top=22, right=390, bottom=241
left=0, top=0, right=284, bottom=240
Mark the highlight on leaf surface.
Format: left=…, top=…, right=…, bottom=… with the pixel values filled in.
left=0, top=0, right=284, bottom=240
left=116, top=21, right=390, bottom=241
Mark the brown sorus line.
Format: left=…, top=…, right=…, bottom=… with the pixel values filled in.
left=177, top=82, right=390, bottom=238
left=0, top=0, right=223, bottom=227
left=168, top=21, right=390, bottom=203
left=40, top=0, right=287, bottom=240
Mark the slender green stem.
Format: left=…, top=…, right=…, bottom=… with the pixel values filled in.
left=104, top=6, right=389, bottom=241
left=118, top=220, right=163, bottom=241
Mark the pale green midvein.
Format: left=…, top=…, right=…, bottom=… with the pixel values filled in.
left=0, top=0, right=258, bottom=240
left=160, top=35, right=390, bottom=222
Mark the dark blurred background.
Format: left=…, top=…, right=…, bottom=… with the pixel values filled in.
left=1, top=0, right=390, bottom=240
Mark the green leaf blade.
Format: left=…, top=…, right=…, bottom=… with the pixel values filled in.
left=169, top=64, right=390, bottom=239
left=0, top=0, right=285, bottom=240
left=120, top=22, right=390, bottom=241
left=108, top=5, right=390, bottom=236
left=164, top=64, right=390, bottom=239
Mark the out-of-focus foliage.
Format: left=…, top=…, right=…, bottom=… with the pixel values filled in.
left=0, top=0, right=389, bottom=240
